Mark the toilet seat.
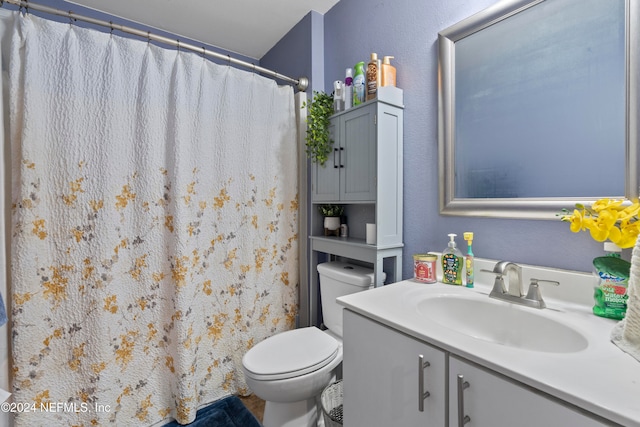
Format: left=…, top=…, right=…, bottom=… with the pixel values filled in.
left=243, top=327, right=339, bottom=381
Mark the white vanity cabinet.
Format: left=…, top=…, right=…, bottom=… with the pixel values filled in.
left=342, top=310, right=446, bottom=427
left=343, top=309, right=611, bottom=427
left=448, top=356, right=608, bottom=427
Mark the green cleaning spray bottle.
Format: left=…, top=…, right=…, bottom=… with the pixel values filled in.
left=464, top=232, right=474, bottom=288
left=592, top=242, right=630, bottom=320
left=442, top=233, right=463, bottom=285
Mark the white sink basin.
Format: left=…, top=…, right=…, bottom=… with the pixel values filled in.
left=417, top=295, right=588, bottom=353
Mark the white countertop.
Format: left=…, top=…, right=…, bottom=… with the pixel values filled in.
left=337, top=263, right=640, bottom=427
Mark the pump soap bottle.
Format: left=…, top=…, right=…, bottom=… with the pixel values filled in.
left=442, top=233, right=463, bottom=285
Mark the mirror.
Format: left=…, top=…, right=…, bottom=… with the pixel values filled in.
left=438, top=0, right=638, bottom=219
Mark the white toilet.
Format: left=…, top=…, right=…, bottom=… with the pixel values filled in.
left=242, top=261, right=380, bottom=427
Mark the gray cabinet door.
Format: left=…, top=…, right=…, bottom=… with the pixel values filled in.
left=311, top=120, right=340, bottom=202
left=312, top=103, right=377, bottom=202
left=340, top=105, right=376, bottom=201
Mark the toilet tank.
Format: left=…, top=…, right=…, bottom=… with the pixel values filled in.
left=317, top=261, right=384, bottom=338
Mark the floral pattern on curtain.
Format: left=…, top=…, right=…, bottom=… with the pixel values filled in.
left=7, top=12, right=298, bottom=426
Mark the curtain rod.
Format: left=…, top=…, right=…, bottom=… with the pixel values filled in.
left=1, top=0, right=309, bottom=91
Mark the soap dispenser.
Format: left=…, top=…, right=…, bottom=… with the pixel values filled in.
left=442, top=233, right=463, bottom=285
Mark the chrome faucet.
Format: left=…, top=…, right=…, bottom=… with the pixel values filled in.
left=484, top=261, right=559, bottom=309
left=490, top=261, right=524, bottom=297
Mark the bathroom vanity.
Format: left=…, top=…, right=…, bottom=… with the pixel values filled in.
left=338, top=259, right=640, bottom=427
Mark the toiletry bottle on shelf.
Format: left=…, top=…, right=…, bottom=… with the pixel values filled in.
left=464, top=232, right=474, bottom=288
left=442, top=233, right=463, bottom=285
left=377, top=56, right=382, bottom=91
left=353, top=61, right=366, bottom=106
left=381, top=56, right=396, bottom=87
left=333, top=80, right=344, bottom=113
left=344, top=68, right=353, bottom=110
left=592, top=242, right=630, bottom=320
left=366, top=53, right=378, bottom=101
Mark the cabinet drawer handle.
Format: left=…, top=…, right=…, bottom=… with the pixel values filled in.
left=338, top=147, right=344, bottom=168
left=457, top=374, right=471, bottom=426
left=418, top=354, right=431, bottom=412
left=333, top=147, right=339, bottom=168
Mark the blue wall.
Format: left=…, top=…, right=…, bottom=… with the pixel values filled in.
left=269, top=0, right=621, bottom=277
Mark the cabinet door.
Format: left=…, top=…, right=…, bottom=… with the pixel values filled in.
left=340, top=105, right=376, bottom=201
left=311, top=120, right=340, bottom=202
left=449, top=356, right=608, bottom=427
left=343, top=310, right=446, bottom=427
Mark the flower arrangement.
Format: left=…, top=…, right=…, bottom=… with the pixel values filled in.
left=560, top=198, right=640, bottom=248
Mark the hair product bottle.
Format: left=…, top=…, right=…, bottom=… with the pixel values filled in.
left=353, top=61, right=366, bottom=106
left=366, top=53, right=378, bottom=101
left=381, top=56, right=396, bottom=87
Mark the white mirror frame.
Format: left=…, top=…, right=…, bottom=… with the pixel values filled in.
left=438, top=0, right=639, bottom=220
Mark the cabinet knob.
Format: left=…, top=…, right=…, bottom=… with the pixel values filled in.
left=418, top=354, right=431, bottom=412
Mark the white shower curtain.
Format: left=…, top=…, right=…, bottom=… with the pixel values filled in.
left=5, top=11, right=298, bottom=426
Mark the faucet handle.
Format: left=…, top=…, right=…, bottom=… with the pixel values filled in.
left=525, top=278, right=559, bottom=308
left=480, top=269, right=507, bottom=294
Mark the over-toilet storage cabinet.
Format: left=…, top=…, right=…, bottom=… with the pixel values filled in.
left=343, top=310, right=608, bottom=427
left=308, top=93, right=403, bottom=326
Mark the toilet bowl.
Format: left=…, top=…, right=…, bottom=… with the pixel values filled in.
left=243, top=327, right=342, bottom=427
left=241, top=261, right=380, bottom=427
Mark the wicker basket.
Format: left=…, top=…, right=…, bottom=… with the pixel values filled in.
left=321, top=380, right=343, bottom=427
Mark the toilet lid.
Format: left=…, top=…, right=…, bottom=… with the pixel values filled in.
left=243, top=327, right=339, bottom=381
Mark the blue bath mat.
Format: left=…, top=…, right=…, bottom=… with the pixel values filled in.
left=162, top=395, right=262, bottom=427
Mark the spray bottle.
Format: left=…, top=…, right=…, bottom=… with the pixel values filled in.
left=464, top=232, right=474, bottom=288
left=353, top=61, right=366, bottom=106
left=442, top=233, right=463, bottom=285
left=344, top=68, right=353, bottom=110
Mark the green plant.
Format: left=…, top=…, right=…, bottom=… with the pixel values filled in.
left=318, top=204, right=344, bottom=217
left=302, top=91, right=334, bottom=165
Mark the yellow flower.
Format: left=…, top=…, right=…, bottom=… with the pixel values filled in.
left=566, top=209, right=585, bottom=232
left=561, top=198, right=639, bottom=249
